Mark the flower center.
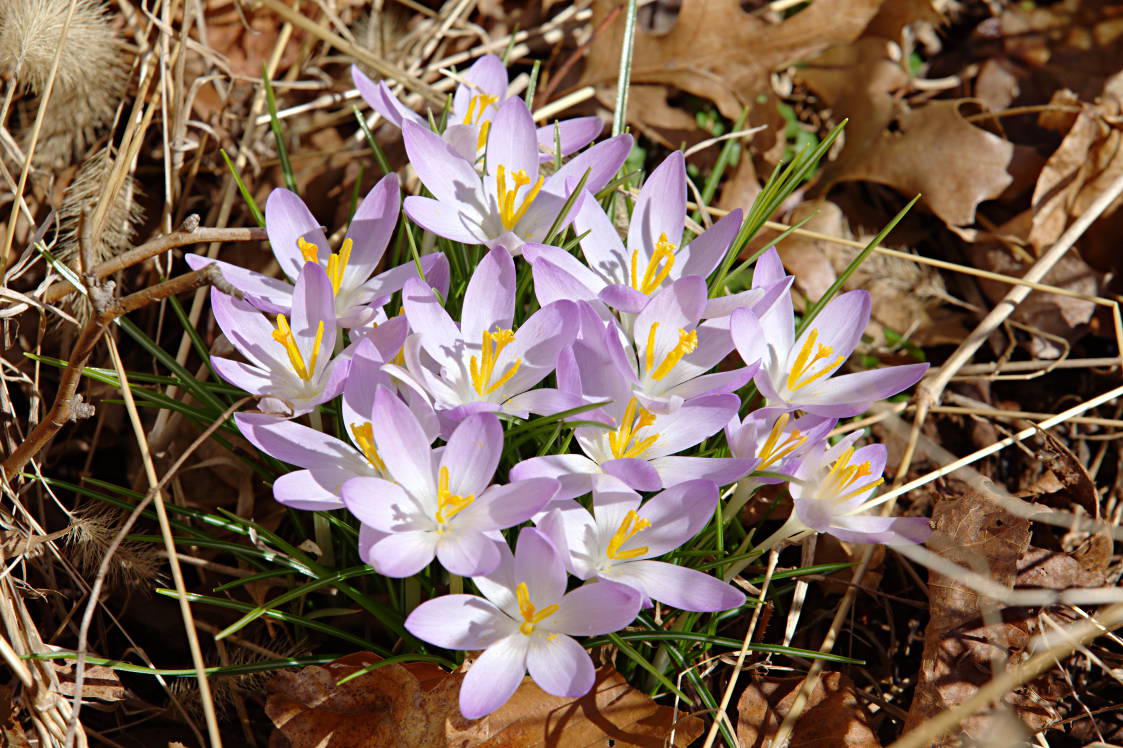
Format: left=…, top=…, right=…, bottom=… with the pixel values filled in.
left=607, top=398, right=658, bottom=460
left=434, top=465, right=475, bottom=528
left=644, top=322, right=698, bottom=381
left=757, top=412, right=806, bottom=470
left=298, top=236, right=353, bottom=296
left=516, top=582, right=558, bottom=636
left=606, top=509, right=651, bottom=560
left=463, top=93, right=499, bottom=150
left=349, top=421, right=386, bottom=472
left=786, top=327, right=845, bottom=393
left=630, top=233, right=676, bottom=295
left=469, top=328, right=523, bottom=396
left=272, top=314, right=323, bottom=381
left=821, top=446, right=883, bottom=504
left=495, top=164, right=544, bottom=231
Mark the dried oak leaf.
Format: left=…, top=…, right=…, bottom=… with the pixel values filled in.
left=903, top=479, right=1055, bottom=745
left=736, top=672, right=880, bottom=748
left=450, top=666, right=702, bottom=747
left=577, top=0, right=884, bottom=158
left=266, top=652, right=455, bottom=747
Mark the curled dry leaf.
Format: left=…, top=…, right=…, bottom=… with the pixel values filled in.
left=736, top=671, right=880, bottom=748
left=266, top=653, right=701, bottom=748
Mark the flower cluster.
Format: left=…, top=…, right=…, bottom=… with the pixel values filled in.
left=196, top=55, right=932, bottom=719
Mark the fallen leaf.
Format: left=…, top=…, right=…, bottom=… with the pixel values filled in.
left=52, top=662, right=128, bottom=707
left=452, top=666, right=702, bottom=747
left=736, top=671, right=880, bottom=747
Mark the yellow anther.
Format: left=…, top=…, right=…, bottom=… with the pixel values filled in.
left=469, top=328, right=523, bottom=396
left=349, top=422, right=387, bottom=472
left=650, top=328, right=698, bottom=381
left=757, top=412, right=807, bottom=470
left=786, top=328, right=845, bottom=392
left=297, top=236, right=320, bottom=263
left=516, top=582, right=558, bottom=636
left=435, top=465, right=475, bottom=526
left=476, top=120, right=491, bottom=151
left=629, top=233, right=677, bottom=295
left=272, top=314, right=323, bottom=381
left=495, top=164, right=544, bottom=230
left=325, top=238, right=353, bottom=295
left=463, top=93, right=499, bottom=126
left=606, top=509, right=651, bottom=560
left=821, top=447, right=883, bottom=503
left=607, top=398, right=659, bottom=460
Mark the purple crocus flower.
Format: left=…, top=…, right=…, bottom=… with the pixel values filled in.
left=391, top=246, right=578, bottom=426
left=404, top=527, right=642, bottom=719
left=232, top=339, right=435, bottom=511
left=187, top=175, right=448, bottom=327
left=725, top=406, right=835, bottom=486
left=731, top=251, right=928, bottom=417
left=536, top=482, right=744, bottom=612
left=210, top=262, right=349, bottom=416
left=402, top=97, right=631, bottom=254
left=353, top=56, right=602, bottom=163
left=523, top=152, right=754, bottom=317
left=782, top=434, right=932, bottom=546
left=340, top=386, right=558, bottom=577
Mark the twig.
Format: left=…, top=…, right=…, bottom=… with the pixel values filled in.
left=42, top=222, right=267, bottom=305
left=1, top=265, right=237, bottom=480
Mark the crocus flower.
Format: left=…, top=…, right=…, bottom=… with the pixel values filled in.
left=341, top=386, right=558, bottom=577
left=725, top=406, right=835, bottom=485
left=777, top=434, right=932, bottom=546
left=731, top=252, right=928, bottom=417
left=352, top=56, right=602, bottom=163
left=405, top=527, right=642, bottom=718
left=187, top=175, right=448, bottom=327
left=523, top=151, right=753, bottom=317
left=391, top=246, right=578, bottom=426
left=536, top=482, right=744, bottom=612
left=402, top=97, right=631, bottom=254
left=210, top=262, right=348, bottom=416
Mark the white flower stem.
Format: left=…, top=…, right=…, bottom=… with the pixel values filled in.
left=722, top=513, right=804, bottom=583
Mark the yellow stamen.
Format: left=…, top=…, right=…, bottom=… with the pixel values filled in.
left=651, top=328, right=698, bottom=381
left=516, top=582, right=558, bottom=636
left=606, top=509, right=651, bottom=560
left=607, top=398, right=659, bottom=459
left=272, top=314, right=323, bottom=381
left=469, top=328, right=523, bottom=396
left=462, top=93, right=499, bottom=126
left=349, top=422, right=386, bottom=472
left=786, top=328, right=846, bottom=392
left=495, top=164, right=544, bottom=231
left=435, top=465, right=475, bottom=527
left=757, top=413, right=807, bottom=470
left=297, top=236, right=320, bottom=263
left=297, top=236, right=353, bottom=297
left=821, top=447, right=883, bottom=503
left=476, top=120, right=491, bottom=151
left=629, top=233, right=676, bottom=295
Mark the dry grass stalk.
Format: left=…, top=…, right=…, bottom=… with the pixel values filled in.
left=0, top=0, right=130, bottom=165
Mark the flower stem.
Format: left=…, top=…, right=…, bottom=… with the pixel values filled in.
left=722, top=513, right=803, bottom=583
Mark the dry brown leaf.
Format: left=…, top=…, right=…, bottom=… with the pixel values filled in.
left=452, top=667, right=702, bottom=747
left=903, top=479, right=1054, bottom=745
left=736, top=672, right=880, bottom=748
left=52, top=662, right=128, bottom=706
left=267, top=654, right=700, bottom=748
left=578, top=0, right=884, bottom=159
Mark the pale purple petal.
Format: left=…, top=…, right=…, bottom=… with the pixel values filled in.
left=351, top=67, right=423, bottom=129
left=341, top=476, right=422, bottom=533
left=628, top=151, right=685, bottom=257
left=440, top=412, right=502, bottom=497
left=405, top=594, right=514, bottom=650
left=485, top=98, right=539, bottom=179
left=645, top=394, right=739, bottom=457
left=547, top=580, right=641, bottom=636
left=290, top=262, right=336, bottom=375
left=514, top=527, right=566, bottom=604
left=547, top=134, right=633, bottom=197
left=266, top=189, right=328, bottom=279
left=371, top=385, right=436, bottom=499
left=402, top=120, right=489, bottom=208
left=798, top=364, right=929, bottom=417
left=601, top=458, right=662, bottom=492
left=462, top=246, right=515, bottom=342
left=341, top=174, right=400, bottom=285
left=185, top=255, right=292, bottom=314
left=828, top=514, right=933, bottom=545
left=497, top=301, right=577, bottom=394
left=272, top=469, right=346, bottom=510
left=571, top=190, right=627, bottom=286
left=632, top=480, right=717, bottom=556
left=364, top=530, right=437, bottom=577
left=791, top=290, right=870, bottom=367
left=526, top=634, right=594, bottom=699
left=402, top=277, right=462, bottom=369
left=649, top=456, right=754, bottom=489
left=460, top=55, right=508, bottom=107
left=510, top=454, right=600, bottom=501
left=680, top=208, right=742, bottom=279
left=730, top=307, right=769, bottom=370
left=609, top=560, right=744, bottom=612
left=210, top=289, right=285, bottom=371
left=460, top=635, right=528, bottom=719
left=463, top=479, right=558, bottom=531
left=501, top=388, right=585, bottom=420
left=210, top=356, right=273, bottom=396
left=437, top=532, right=502, bottom=576
left=598, top=284, right=649, bottom=314
left=235, top=412, right=364, bottom=471
left=403, top=195, right=484, bottom=244
left=702, top=288, right=767, bottom=320
left=535, top=116, right=603, bottom=160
